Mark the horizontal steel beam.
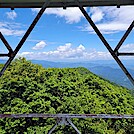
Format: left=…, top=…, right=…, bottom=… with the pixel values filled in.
left=0, top=54, right=9, bottom=57
left=0, top=114, right=134, bottom=119
left=118, top=52, right=134, bottom=56
left=0, top=0, right=134, bottom=8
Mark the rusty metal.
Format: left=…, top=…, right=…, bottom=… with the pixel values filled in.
left=0, top=113, right=134, bottom=134
left=0, top=113, right=133, bottom=134
left=0, top=114, right=134, bottom=119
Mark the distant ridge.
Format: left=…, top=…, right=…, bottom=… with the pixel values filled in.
left=31, top=60, right=134, bottom=89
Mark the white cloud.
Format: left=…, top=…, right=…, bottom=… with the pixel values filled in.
left=6, top=11, right=17, bottom=20
left=84, top=6, right=134, bottom=34
left=83, top=50, right=111, bottom=60
left=90, top=7, right=104, bottom=23
left=57, top=43, right=71, bottom=51
left=32, top=7, right=86, bottom=24
left=120, top=44, right=134, bottom=52
left=18, top=43, right=112, bottom=61
left=85, top=22, right=129, bottom=34
left=32, top=41, right=47, bottom=50
left=0, top=22, right=25, bottom=36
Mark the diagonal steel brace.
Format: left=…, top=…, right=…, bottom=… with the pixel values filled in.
left=114, top=21, right=134, bottom=56
left=114, top=21, right=134, bottom=53
left=0, top=0, right=49, bottom=77
left=77, top=4, right=134, bottom=86
left=48, top=117, right=81, bottom=134
left=0, top=32, right=13, bottom=57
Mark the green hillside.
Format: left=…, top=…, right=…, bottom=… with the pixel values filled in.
left=0, top=58, right=134, bottom=134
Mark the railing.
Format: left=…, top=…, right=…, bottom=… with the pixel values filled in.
left=0, top=114, right=134, bottom=134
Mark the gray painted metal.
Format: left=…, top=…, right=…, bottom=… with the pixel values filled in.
left=67, top=118, right=81, bottom=134
left=0, top=0, right=134, bottom=8
left=48, top=117, right=81, bottom=134
left=0, top=114, right=134, bottom=119
left=0, top=113, right=133, bottom=134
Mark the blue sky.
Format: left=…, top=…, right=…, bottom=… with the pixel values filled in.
left=0, top=6, right=134, bottom=61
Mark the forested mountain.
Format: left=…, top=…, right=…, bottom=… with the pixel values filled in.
left=0, top=58, right=134, bottom=134
left=31, top=60, right=134, bottom=89
left=0, top=59, right=134, bottom=89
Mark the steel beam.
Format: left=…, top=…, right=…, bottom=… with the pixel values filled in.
left=114, top=21, right=134, bottom=53
left=48, top=123, right=58, bottom=134
left=78, top=4, right=134, bottom=86
left=0, top=0, right=134, bottom=8
left=0, top=54, right=9, bottom=57
left=0, top=32, right=13, bottom=53
left=67, top=118, right=81, bottom=134
left=1, top=113, right=134, bottom=134
left=48, top=117, right=81, bottom=134
left=0, top=1, right=133, bottom=86
left=0, top=113, right=133, bottom=134
left=0, top=114, right=134, bottom=119
left=0, top=0, right=49, bottom=77
left=118, top=53, right=134, bottom=56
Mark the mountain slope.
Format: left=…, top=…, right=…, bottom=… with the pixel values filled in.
left=89, top=66, right=134, bottom=89
left=0, top=59, right=133, bottom=89
left=0, top=58, right=134, bottom=134
left=31, top=60, right=134, bottom=89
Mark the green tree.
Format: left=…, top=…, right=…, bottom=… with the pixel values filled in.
left=0, top=58, right=133, bottom=134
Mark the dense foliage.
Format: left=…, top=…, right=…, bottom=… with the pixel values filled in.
left=0, top=58, right=134, bottom=134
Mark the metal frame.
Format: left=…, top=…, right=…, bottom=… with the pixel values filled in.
left=48, top=117, right=81, bottom=134
left=0, top=0, right=134, bottom=8
left=0, top=0, right=50, bottom=76
left=0, top=114, right=134, bottom=134
left=77, top=2, right=134, bottom=85
left=1, top=113, right=134, bottom=119
left=0, top=1, right=133, bottom=85
left=0, top=1, right=134, bottom=133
